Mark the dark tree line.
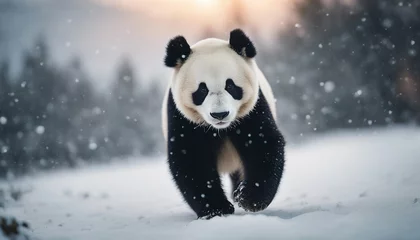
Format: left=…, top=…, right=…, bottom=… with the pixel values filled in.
left=260, top=0, right=420, bottom=137
left=0, top=37, right=163, bottom=178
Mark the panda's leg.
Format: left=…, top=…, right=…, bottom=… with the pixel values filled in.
left=228, top=90, right=286, bottom=212
left=166, top=91, right=234, bottom=219
left=167, top=128, right=233, bottom=219
left=229, top=171, right=242, bottom=200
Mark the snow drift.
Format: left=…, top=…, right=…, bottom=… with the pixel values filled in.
left=1, top=127, right=420, bottom=240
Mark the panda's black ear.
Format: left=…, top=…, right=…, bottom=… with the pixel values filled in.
left=164, top=36, right=191, bottom=67
left=229, top=29, right=256, bottom=58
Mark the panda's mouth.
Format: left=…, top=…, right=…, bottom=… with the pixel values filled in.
left=213, top=121, right=230, bottom=129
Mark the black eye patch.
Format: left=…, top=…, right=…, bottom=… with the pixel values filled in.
left=192, top=82, right=209, bottom=105
left=225, top=79, right=243, bottom=100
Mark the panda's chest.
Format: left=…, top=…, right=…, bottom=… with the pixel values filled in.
left=217, top=139, right=242, bottom=174
left=178, top=127, right=242, bottom=174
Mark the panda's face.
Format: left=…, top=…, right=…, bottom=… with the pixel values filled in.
left=187, top=52, right=254, bottom=129
left=165, top=30, right=259, bottom=129
left=173, top=43, right=258, bottom=129
left=193, top=78, right=243, bottom=129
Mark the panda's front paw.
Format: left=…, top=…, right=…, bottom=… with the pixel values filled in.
left=233, top=181, right=269, bottom=212
left=197, top=201, right=234, bottom=220
left=233, top=181, right=245, bottom=203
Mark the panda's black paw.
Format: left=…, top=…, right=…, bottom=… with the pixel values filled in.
left=233, top=181, right=269, bottom=212
left=197, top=201, right=234, bottom=220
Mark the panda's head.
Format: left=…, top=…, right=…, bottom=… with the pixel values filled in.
left=164, top=29, right=259, bottom=129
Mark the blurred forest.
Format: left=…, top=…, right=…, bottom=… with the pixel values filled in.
left=261, top=0, right=420, bottom=133
left=0, top=37, right=164, bottom=178
left=1, top=0, right=419, bottom=178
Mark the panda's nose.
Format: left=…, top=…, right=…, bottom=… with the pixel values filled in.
left=210, top=111, right=229, bottom=120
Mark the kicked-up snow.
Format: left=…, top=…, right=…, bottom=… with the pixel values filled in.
left=1, top=127, right=420, bottom=240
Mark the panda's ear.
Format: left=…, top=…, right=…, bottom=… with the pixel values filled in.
left=229, top=29, right=256, bottom=58
left=164, top=35, right=191, bottom=68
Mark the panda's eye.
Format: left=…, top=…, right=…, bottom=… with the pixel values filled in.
left=225, top=79, right=243, bottom=100
left=192, top=82, right=208, bottom=106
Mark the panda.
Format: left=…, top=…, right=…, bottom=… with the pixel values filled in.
left=162, top=29, right=285, bottom=219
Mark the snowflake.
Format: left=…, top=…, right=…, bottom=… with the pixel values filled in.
left=89, top=142, right=98, bottom=150
left=324, top=81, right=335, bottom=93
left=0, top=117, right=7, bottom=125
left=35, top=126, right=45, bottom=135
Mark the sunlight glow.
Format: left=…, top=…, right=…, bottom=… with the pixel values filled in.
left=195, top=0, right=215, bottom=6
left=95, top=0, right=296, bottom=35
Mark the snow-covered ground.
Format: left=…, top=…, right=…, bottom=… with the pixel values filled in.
left=1, top=127, right=420, bottom=240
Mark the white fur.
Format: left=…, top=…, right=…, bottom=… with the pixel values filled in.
left=162, top=37, right=276, bottom=174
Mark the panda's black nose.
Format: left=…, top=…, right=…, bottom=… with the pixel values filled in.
left=210, top=111, right=229, bottom=120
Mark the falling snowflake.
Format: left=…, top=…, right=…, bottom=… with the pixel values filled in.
left=0, top=117, right=7, bottom=125
left=35, top=126, right=45, bottom=135
left=382, top=19, right=393, bottom=28
left=1, top=146, right=8, bottom=153
left=354, top=90, right=363, bottom=97
left=289, top=76, right=296, bottom=84
left=408, top=49, right=417, bottom=56
left=324, top=81, right=335, bottom=93
left=89, top=142, right=98, bottom=150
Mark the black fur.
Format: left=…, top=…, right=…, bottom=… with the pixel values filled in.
left=192, top=82, right=209, bottom=106
left=167, top=90, right=233, bottom=219
left=225, top=78, right=243, bottom=100
left=164, top=36, right=191, bottom=67
left=228, top=91, right=285, bottom=212
left=166, top=89, right=285, bottom=219
left=229, top=29, right=257, bottom=58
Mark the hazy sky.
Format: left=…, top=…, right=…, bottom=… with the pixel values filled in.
left=0, top=0, right=295, bottom=89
